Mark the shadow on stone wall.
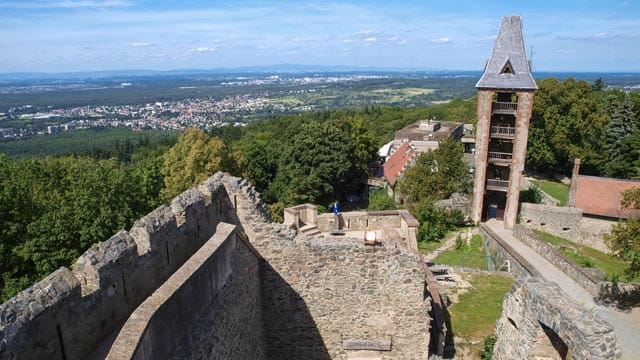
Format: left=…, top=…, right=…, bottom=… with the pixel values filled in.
left=598, top=281, right=640, bottom=310
left=442, top=308, right=456, bottom=358
left=260, top=261, right=331, bottom=360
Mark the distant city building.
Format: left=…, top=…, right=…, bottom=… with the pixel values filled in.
left=47, top=125, right=61, bottom=134
left=470, top=15, right=537, bottom=228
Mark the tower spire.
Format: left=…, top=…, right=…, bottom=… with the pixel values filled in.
left=476, top=15, right=537, bottom=90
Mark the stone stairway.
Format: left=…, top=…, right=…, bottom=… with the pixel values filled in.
left=299, top=223, right=321, bottom=236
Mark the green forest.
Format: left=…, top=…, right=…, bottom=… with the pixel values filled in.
left=1, top=77, right=639, bottom=301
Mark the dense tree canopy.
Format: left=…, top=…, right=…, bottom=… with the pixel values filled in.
left=398, top=138, right=471, bottom=203
left=0, top=153, right=164, bottom=301
left=527, top=78, right=609, bottom=175
left=161, top=127, right=227, bottom=201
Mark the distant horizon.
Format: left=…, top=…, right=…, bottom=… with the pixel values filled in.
left=2, top=64, right=640, bottom=78
left=2, top=1, right=640, bottom=73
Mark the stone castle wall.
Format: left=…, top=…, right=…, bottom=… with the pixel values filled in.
left=519, top=203, right=613, bottom=253
left=256, top=235, right=430, bottom=360
left=0, top=177, right=237, bottom=360
left=225, top=176, right=432, bottom=360
left=106, top=223, right=267, bottom=360
left=494, top=278, right=620, bottom=359
left=513, top=225, right=602, bottom=296
left=1, top=173, right=432, bottom=359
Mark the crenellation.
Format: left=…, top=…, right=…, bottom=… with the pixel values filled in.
left=0, top=267, right=81, bottom=360
left=129, top=204, right=177, bottom=256
left=73, top=230, right=138, bottom=294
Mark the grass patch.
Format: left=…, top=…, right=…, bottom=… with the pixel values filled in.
left=532, top=230, right=638, bottom=282
left=448, top=273, right=514, bottom=339
left=418, top=240, right=445, bottom=254
left=530, top=179, right=569, bottom=206
left=432, top=234, right=488, bottom=270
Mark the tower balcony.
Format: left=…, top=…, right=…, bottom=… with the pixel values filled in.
left=486, top=179, right=509, bottom=192
left=490, top=125, right=516, bottom=139
left=492, top=101, right=518, bottom=114
left=488, top=151, right=512, bottom=164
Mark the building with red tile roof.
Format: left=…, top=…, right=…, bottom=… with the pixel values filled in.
left=567, top=159, right=640, bottom=219
left=383, top=142, right=416, bottom=187
left=572, top=176, right=640, bottom=219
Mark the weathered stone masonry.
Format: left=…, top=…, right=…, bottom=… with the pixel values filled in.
left=0, top=179, right=234, bottom=360
left=1, top=173, right=432, bottom=359
left=494, top=278, right=620, bottom=360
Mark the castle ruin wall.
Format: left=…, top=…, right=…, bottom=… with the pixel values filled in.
left=494, top=278, right=621, bottom=359
left=223, top=176, right=431, bottom=359
left=0, top=177, right=236, bottom=360
left=1, top=173, right=432, bottom=359
left=106, top=222, right=266, bottom=360
left=519, top=203, right=613, bottom=253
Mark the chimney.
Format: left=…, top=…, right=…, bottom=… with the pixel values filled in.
left=567, top=158, right=581, bottom=207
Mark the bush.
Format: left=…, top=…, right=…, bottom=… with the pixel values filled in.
left=414, top=200, right=464, bottom=243
left=268, top=202, right=285, bottom=223
left=480, top=335, right=497, bottom=359
left=520, top=186, right=542, bottom=204
left=367, top=188, right=397, bottom=210
left=455, top=234, right=467, bottom=250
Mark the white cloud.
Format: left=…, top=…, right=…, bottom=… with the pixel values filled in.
left=193, top=47, right=216, bottom=53
left=130, top=42, right=152, bottom=47
left=594, top=32, right=611, bottom=39
left=431, top=37, right=451, bottom=43
left=364, top=37, right=377, bottom=43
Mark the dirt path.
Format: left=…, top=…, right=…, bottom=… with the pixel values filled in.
left=423, top=227, right=479, bottom=263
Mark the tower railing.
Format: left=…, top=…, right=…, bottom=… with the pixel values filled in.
left=490, top=125, right=516, bottom=139
left=492, top=102, right=518, bottom=114
left=486, top=179, right=509, bottom=191
left=488, top=151, right=512, bottom=162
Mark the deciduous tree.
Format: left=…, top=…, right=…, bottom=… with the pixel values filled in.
left=606, top=187, right=640, bottom=277
left=161, top=128, right=226, bottom=201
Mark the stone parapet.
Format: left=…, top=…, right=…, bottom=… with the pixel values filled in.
left=494, top=278, right=621, bottom=359
left=106, top=222, right=266, bottom=360
left=519, top=202, right=613, bottom=253
left=0, top=176, right=235, bottom=360
left=481, top=223, right=539, bottom=278
left=513, top=225, right=602, bottom=296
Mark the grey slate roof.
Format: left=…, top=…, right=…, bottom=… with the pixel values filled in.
left=476, top=16, right=538, bottom=90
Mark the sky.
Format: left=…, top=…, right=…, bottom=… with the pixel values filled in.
left=1, top=0, right=640, bottom=73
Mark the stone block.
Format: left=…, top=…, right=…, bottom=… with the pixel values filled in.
left=130, top=204, right=177, bottom=255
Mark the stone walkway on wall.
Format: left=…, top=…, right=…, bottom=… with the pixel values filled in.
left=485, top=219, right=640, bottom=360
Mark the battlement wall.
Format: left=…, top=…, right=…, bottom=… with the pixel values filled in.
left=0, top=176, right=237, bottom=360
left=1, top=173, right=431, bottom=359
left=106, top=222, right=266, bottom=360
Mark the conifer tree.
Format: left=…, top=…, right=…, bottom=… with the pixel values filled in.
left=604, top=94, right=639, bottom=178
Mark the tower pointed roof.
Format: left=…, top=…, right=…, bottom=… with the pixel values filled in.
left=476, top=15, right=537, bottom=90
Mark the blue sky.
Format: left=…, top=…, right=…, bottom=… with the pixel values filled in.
left=1, top=0, right=639, bottom=73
